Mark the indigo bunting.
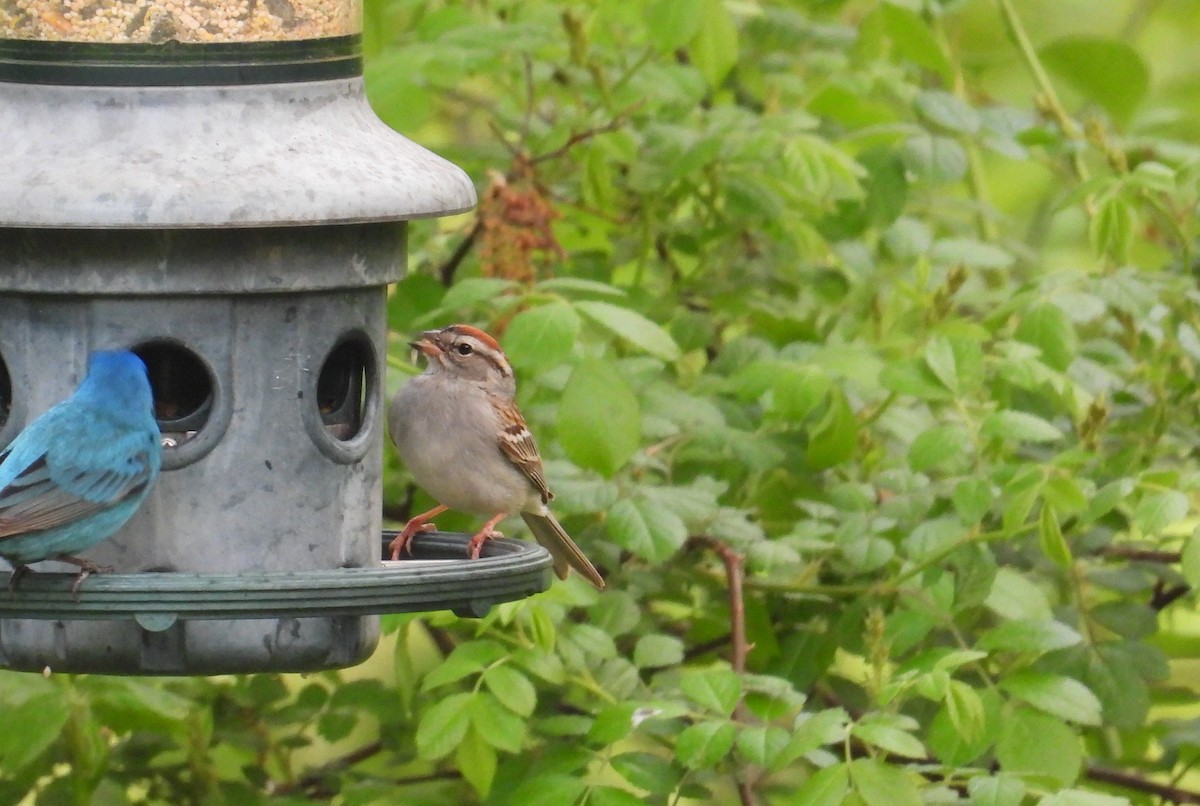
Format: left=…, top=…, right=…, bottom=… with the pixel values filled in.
left=0, top=350, right=162, bottom=593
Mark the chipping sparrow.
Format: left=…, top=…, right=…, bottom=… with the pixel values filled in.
left=387, top=324, right=606, bottom=590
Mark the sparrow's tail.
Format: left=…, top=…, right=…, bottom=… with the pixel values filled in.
left=521, top=511, right=606, bottom=590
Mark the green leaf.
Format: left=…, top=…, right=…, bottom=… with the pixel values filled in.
left=423, top=640, right=506, bottom=690
left=1000, top=671, right=1102, bottom=726
left=469, top=692, right=527, bottom=753
left=1038, top=504, right=1072, bottom=568
left=606, top=497, right=687, bottom=563
left=676, top=720, right=737, bottom=769
left=689, top=0, right=738, bottom=88
left=680, top=667, right=742, bottom=716
left=953, top=478, right=994, bottom=525
left=558, top=359, right=640, bottom=477
left=587, top=786, right=649, bottom=806
left=982, top=410, right=1064, bottom=444
left=793, top=763, right=850, bottom=806
left=930, top=238, right=1015, bottom=269
left=945, top=681, right=986, bottom=745
left=977, top=619, right=1083, bottom=654
left=995, top=706, right=1082, bottom=787
left=967, top=774, right=1026, bottom=806
left=574, top=301, right=680, bottom=361
left=456, top=726, right=497, bottom=797
left=502, top=302, right=580, bottom=371
left=1183, top=532, right=1200, bottom=587
left=789, top=708, right=849, bottom=756
left=610, top=752, right=678, bottom=794
left=415, top=692, right=472, bottom=760
left=1015, top=304, right=1077, bottom=371
left=645, top=0, right=703, bottom=51
left=1040, top=36, right=1149, bottom=124
left=0, top=691, right=69, bottom=772
left=1089, top=194, right=1135, bottom=262
left=768, top=366, right=831, bottom=423
left=1132, top=489, right=1188, bottom=535
left=437, top=278, right=516, bottom=314
left=851, top=721, right=926, bottom=759
left=634, top=634, right=685, bottom=669
left=875, top=3, right=952, bottom=80
left=924, top=337, right=959, bottom=392
left=908, top=424, right=970, bottom=472
left=483, top=664, right=537, bottom=717
left=736, top=725, right=790, bottom=769
left=915, top=90, right=980, bottom=134
left=986, top=567, right=1053, bottom=621
left=901, top=135, right=967, bottom=184
left=806, top=387, right=857, bottom=469
left=849, top=757, right=922, bottom=806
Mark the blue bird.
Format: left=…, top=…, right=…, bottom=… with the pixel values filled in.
left=0, top=350, right=162, bottom=594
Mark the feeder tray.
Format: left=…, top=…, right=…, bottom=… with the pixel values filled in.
left=0, top=531, right=552, bottom=628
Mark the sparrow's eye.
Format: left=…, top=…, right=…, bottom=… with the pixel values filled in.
left=455, top=343, right=474, bottom=356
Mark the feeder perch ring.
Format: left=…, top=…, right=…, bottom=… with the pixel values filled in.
left=0, top=532, right=552, bottom=626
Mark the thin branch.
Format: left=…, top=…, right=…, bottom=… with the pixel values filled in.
left=438, top=222, right=482, bottom=287
left=1086, top=765, right=1200, bottom=804
left=1099, top=546, right=1182, bottom=564
left=687, top=535, right=755, bottom=806
left=529, top=100, right=645, bottom=166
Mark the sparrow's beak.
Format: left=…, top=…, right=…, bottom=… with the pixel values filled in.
left=408, top=331, right=442, bottom=358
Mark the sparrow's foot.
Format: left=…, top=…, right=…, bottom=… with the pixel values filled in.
left=467, top=513, right=508, bottom=560
left=53, top=556, right=114, bottom=601
left=389, top=504, right=450, bottom=561
left=6, top=564, right=31, bottom=598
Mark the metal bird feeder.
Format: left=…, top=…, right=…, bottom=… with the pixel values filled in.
left=0, top=6, right=552, bottom=674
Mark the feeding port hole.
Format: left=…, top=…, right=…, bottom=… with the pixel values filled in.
left=317, top=336, right=372, bottom=442
left=133, top=340, right=213, bottom=449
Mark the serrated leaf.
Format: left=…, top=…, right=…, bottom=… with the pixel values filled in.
left=676, top=720, right=737, bottom=769
left=574, top=301, right=680, bottom=361
left=610, top=751, right=678, bottom=794
left=851, top=721, right=926, bottom=759
left=469, top=693, right=527, bottom=753
left=995, top=707, right=1081, bottom=786
left=1016, top=304, right=1077, bottom=372
left=915, top=89, right=980, bottom=134
left=606, top=497, right=687, bottom=563
left=1001, top=672, right=1102, bottom=726
left=736, top=725, right=790, bottom=769
left=415, top=692, right=472, bottom=760
left=794, top=763, right=850, bottom=806
left=806, top=387, right=857, bottom=469
left=483, top=664, right=537, bottom=717
left=983, top=410, right=1064, bottom=444
left=456, top=726, right=497, bottom=797
left=908, top=424, right=970, bottom=472
left=634, top=634, right=685, bottom=669
left=422, top=640, right=506, bottom=690
left=1132, top=490, right=1188, bottom=535
left=558, top=359, right=640, bottom=477
left=849, top=757, right=923, bottom=806
left=978, top=619, right=1083, bottom=654
left=502, top=302, right=580, bottom=371
left=680, top=668, right=742, bottom=716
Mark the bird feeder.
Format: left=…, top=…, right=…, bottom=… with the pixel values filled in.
left=0, top=4, right=551, bottom=674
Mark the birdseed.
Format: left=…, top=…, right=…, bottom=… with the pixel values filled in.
left=0, top=0, right=360, bottom=43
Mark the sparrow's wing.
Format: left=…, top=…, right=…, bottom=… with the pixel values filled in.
left=0, top=413, right=156, bottom=539
left=492, top=395, right=554, bottom=504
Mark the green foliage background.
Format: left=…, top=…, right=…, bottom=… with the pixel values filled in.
left=3, top=0, right=1200, bottom=804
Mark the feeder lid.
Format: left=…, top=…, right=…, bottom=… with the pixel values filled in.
left=0, top=78, right=477, bottom=228
left=0, top=533, right=552, bottom=623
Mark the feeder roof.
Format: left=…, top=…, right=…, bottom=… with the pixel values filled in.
left=0, top=78, right=477, bottom=228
